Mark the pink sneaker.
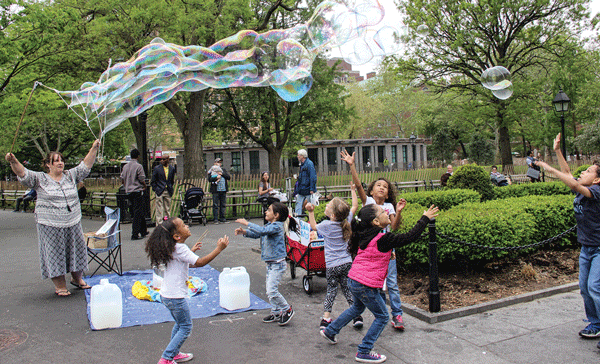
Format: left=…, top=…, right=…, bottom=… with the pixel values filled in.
left=173, top=352, right=194, bottom=362
left=157, top=359, right=177, bottom=364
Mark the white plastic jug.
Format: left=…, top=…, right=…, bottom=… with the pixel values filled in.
left=219, top=266, right=250, bottom=310
left=152, top=263, right=165, bottom=289
left=90, top=278, right=123, bottom=329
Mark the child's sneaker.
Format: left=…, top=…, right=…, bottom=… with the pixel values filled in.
left=355, top=351, right=386, bottom=363
left=279, top=306, right=294, bottom=326
left=391, top=314, right=404, bottom=331
left=157, top=359, right=177, bottom=364
left=353, top=315, right=364, bottom=329
left=320, top=329, right=337, bottom=344
left=320, top=317, right=332, bottom=329
left=262, top=313, right=280, bottom=323
left=173, top=352, right=194, bottom=362
left=579, top=324, right=600, bottom=338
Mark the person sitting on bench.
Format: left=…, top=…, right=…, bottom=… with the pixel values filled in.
left=13, top=188, right=37, bottom=212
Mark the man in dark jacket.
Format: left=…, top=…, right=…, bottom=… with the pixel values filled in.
left=208, top=158, right=230, bottom=223
left=151, top=153, right=176, bottom=225
left=295, top=149, right=317, bottom=216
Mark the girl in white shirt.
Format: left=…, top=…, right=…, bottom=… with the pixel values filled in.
left=145, top=217, right=229, bottom=364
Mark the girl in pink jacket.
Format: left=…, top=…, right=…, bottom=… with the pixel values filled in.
left=320, top=203, right=438, bottom=363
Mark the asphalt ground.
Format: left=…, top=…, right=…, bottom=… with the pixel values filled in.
left=1, top=210, right=599, bottom=363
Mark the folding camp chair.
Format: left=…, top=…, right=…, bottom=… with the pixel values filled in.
left=87, top=206, right=122, bottom=277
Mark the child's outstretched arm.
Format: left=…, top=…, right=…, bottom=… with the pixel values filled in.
left=305, top=202, right=317, bottom=231
left=192, top=235, right=229, bottom=267
left=390, top=198, right=407, bottom=231
left=379, top=205, right=439, bottom=250
left=552, top=133, right=571, bottom=175
left=340, top=149, right=367, bottom=204
left=350, top=183, right=358, bottom=216
left=536, top=161, right=593, bottom=198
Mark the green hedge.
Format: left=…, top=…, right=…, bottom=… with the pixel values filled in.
left=395, top=194, right=576, bottom=265
left=493, top=181, right=571, bottom=200
left=402, top=189, right=481, bottom=211
left=447, top=164, right=495, bottom=201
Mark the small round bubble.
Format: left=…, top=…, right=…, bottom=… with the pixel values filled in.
left=416, top=24, right=429, bottom=36
left=492, top=83, right=513, bottom=100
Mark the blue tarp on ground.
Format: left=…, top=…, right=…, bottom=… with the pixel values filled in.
left=84, top=265, right=270, bottom=330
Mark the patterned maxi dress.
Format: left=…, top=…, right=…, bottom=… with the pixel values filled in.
left=18, top=162, right=91, bottom=279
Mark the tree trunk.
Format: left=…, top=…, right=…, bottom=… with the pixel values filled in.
left=267, top=146, right=283, bottom=174
left=498, top=124, right=513, bottom=174
left=129, top=116, right=144, bottom=152
left=164, top=90, right=207, bottom=179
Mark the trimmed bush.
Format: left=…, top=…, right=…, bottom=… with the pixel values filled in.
left=573, top=164, right=591, bottom=179
left=401, top=189, right=481, bottom=211
left=447, top=164, right=495, bottom=201
left=395, top=194, right=576, bottom=265
left=493, top=181, right=571, bottom=200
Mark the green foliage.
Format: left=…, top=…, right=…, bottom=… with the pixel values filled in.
left=402, top=189, right=481, bottom=211
left=573, top=165, right=591, bottom=179
left=467, top=133, right=494, bottom=165
left=493, top=181, right=571, bottom=199
left=395, top=195, right=576, bottom=265
left=447, top=164, right=495, bottom=201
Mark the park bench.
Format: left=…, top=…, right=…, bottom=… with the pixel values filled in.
left=508, top=174, right=531, bottom=184
left=81, top=191, right=118, bottom=217
left=0, top=189, right=34, bottom=211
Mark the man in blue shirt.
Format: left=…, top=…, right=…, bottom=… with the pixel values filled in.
left=295, top=149, right=317, bottom=217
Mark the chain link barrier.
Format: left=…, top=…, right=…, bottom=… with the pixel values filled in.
left=436, top=225, right=577, bottom=252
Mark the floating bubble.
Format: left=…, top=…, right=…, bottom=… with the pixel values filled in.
left=46, top=0, right=403, bottom=137
left=492, top=83, right=513, bottom=100
left=416, top=24, right=429, bottom=36
left=481, top=66, right=511, bottom=90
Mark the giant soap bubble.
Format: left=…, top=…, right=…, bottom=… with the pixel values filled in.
left=481, top=66, right=513, bottom=100
left=43, top=0, right=403, bottom=138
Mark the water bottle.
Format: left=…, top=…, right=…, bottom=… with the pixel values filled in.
left=152, top=263, right=166, bottom=289
left=219, top=267, right=250, bottom=310
left=90, top=278, right=122, bottom=329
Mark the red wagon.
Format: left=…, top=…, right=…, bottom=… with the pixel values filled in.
left=286, top=236, right=326, bottom=294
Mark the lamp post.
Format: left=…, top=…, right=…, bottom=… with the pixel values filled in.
left=409, top=132, right=417, bottom=169
left=552, top=89, right=571, bottom=157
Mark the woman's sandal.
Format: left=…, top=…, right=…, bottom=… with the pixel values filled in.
left=70, top=280, right=91, bottom=289
left=55, top=289, right=71, bottom=297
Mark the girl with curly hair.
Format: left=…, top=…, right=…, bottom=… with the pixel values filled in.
left=145, top=217, right=229, bottom=364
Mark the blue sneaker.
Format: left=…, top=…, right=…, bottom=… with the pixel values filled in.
left=579, top=324, right=600, bottom=338
left=355, top=351, right=386, bottom=363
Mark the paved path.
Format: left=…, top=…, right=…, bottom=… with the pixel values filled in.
left=0, top=210, right=598, bottom=363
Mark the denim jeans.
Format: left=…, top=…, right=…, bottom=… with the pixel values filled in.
left=579, top=245, right=600, bottom=327
left=212, top=191, right=227, bottom=221
left=325, top=278, right=389, bottom=354
left=266, top=260, right=290, bottom=315
left=295, top=194, right=309, bottom=216
left=381, top=259, right=403, bottom=316
left=161, top=297, right=192, bottom=360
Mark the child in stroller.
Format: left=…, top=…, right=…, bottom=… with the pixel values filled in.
left=179, top=183, right=208, bottom=226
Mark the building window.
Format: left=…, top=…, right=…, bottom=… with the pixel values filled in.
left=231, top=151, right=241, bottom=173
left=412, top=145, right=417, bottom=162
left=345, top=146, right=355, bottom=155
left=391, top=146, right=397, bottom=164
left=203, top=153, right=207, bottom=171
left=249, top=151, right=260, bottom=174
left=377, top=146, right=385, bottom=164
left=362, top=146, right=370, bottom=166
left=327, top=147, right=337, bottom=166
left=402, top=145, right=407, bottom=164
left=214, top=152, right=223, bottom=162
left=308, top=148, right=318, bottom=167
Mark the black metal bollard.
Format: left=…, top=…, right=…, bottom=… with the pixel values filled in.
left=428, top=219, right=441, bottom=313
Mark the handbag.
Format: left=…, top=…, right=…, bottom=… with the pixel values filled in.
left=526, top=167, right=540, bottom=180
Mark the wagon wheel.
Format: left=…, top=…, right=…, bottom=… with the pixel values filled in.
left=303, top=275, right=312, bottom=294
left=289, top=261, right=296, bottom=279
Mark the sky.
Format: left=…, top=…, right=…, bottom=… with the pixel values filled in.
left=341, top=0, right=600, bottom=77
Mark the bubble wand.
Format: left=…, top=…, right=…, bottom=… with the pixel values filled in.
left=10, top=81, right=39, bottom=154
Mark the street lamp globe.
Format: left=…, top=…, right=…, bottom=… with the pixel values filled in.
left=552, top=89, right=571, bottom=157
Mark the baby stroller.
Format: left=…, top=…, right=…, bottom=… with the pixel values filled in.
left=179, top=183, right=208, bottom=226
